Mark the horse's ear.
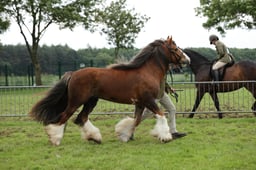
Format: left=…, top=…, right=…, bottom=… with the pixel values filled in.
left=169, top=36, right=172, bottom=41
left=167, top=36, right=172, bottom=44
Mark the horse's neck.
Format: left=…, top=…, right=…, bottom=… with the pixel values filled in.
left=143, top=59, right=167, bottom=80
left=191, top=63, right=210, bottom=75
left=192, top=64, right=212, bottom=81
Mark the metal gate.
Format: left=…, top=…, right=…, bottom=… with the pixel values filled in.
left=0, top=81, right=255, bottom=117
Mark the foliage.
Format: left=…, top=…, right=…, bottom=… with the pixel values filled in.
left=196, top=0, right=256, bottom=34
left=187, top=47, right=256, bottom=61
left=1, top=0, right=103, bottom=85
left=0, top=116, right=256, bottom=169
left=0, top=45, right=255, bottom=82
left=0, top=0, right=149, bottom=85
left=0, top=1, right=10, bottom=34
left=97, top=0, right=149, bottom=58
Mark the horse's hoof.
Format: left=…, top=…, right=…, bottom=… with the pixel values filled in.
left=157, top=133, right=172, bottom=143
left=188, top=114, right=194, bottom=118
left=159, top=137, right=172, bottom=143
left=88, top=138, right=102, bottom=144
left=48, top=138, right=62, bottom=146
left=45, top=124, right=65, bottom=146
left=218, top=114, right=223, bottom=119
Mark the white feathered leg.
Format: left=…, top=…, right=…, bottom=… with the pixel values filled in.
left=45, top=123, right=66, bottom=146
left=115, top=117, right=135, bottom=142
left=151, top=115, right=172, bottom=142
left=81, top=119, right=102, bottom=144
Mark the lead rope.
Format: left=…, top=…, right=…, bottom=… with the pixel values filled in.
left=169, top=69, right=173, bottom=86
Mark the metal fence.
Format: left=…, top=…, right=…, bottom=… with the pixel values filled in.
left=0, top=81, right=255, bottom=117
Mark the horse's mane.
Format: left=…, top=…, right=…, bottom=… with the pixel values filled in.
left=183, top=48, right=211, bottom=64
left=108, top=39, right=167, bottom=70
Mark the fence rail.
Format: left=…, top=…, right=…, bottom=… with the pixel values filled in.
left=0, top=81, right=255, bottom=117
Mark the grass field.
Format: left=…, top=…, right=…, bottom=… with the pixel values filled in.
left=0, top=115, right=256, bottom=170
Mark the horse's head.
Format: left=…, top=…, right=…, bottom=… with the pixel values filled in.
left=163, top=36, right=190, bottom=65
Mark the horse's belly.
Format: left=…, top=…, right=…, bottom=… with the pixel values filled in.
left=100, top=95, right=134, bottom=105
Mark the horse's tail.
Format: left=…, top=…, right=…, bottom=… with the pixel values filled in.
left=29, top=71, right=73, bottom=125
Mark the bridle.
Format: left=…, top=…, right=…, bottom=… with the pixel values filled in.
left=163, top=40, right=185, bottom=65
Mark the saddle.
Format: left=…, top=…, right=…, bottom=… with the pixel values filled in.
left=210, top=54, right=235, bottom=81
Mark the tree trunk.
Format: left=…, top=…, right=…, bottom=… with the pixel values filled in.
left=34, top=61, right=42, bottom=86
left=31, top=48, right=42, bottom=86
left=114, top=47, right=119, bottom=59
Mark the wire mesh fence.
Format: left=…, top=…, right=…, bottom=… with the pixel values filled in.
left=0, top=81, right=255, bottom=117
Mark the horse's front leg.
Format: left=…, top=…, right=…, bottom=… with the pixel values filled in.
left=209, top=92, right=223, bottom=119
left=146, top=100, right=172, bottom=143
left=115, top=105, right=144, bottom=142
left=251, top=90, right=256, bottom=116
left=189, top=89, right=205, bottom=118
left=253, top=101, right=256, bottom=117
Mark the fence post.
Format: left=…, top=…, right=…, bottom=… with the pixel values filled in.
left=190, top=70, right=193, bottom=82
left=90, top=60, right=93, bottom=67
left=4, top=64, right=8, bottom=86
left=58, top=61, right=62, bottom=79
left=28, top=65, right=31, bottom=86
left=31, top=63, right=34, bottom=86
left=74, top=60, right=77, bottom=70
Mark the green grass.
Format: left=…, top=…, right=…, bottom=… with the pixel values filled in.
left=0, top=116, right=256, bottom=170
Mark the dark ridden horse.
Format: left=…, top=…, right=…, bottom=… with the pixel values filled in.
left=29, top=36, right=190, bottom=145
left=183, top=49, right=256, bottom=118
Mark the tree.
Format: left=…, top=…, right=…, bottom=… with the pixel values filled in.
left=1, top=0, right=101, bottom=85
left=195, top=0, right=256, bottom=34
left=97, top=0, right=149, bottom=58
left=0, top=1, right=10, bottom=34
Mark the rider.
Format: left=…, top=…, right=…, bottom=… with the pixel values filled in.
left=142, top=73, right=186, bottom=139
left=209, top=34, right=234, bottom=82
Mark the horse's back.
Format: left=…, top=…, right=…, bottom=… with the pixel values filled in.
left=67, top=67, right=159, bottom=104
left=224, top=60, right=256, bottom=81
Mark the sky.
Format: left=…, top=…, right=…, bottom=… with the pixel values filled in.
left=0, top=0, right=255, bottom=50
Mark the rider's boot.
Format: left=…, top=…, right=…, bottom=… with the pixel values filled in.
left=213, top=70, right=220, bottom=90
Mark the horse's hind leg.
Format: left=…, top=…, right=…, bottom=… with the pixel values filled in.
left=209, top=92, right=223, bottom=119
left=115, top=105, right=144, bottom=142
left=244, top=84, right=256, bottom=116
left=74, top=97, right=102, bottom=144
left=45, top=104, right=79, bottom=146
left=189, top=89, right=205, bottom=118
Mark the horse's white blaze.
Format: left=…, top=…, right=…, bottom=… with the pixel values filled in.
left=178, top=48, right=191, bottom=64
left=115, top=117, right=135, bottom=142
left=183, top=52, right=191, bottom=64
left=81, top=119, right=102, bottom=143
left=45, top=124, right=65, bottom=146
left=151, top=115, right=172, bottom=142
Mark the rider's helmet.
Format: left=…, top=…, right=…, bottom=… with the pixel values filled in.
left=209, top=34, right=219, bottom=44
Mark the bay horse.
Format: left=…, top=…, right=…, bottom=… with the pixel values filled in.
left=29, top=36, right=190, bottom=146
left=183, top=48, right=256, bottom=118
